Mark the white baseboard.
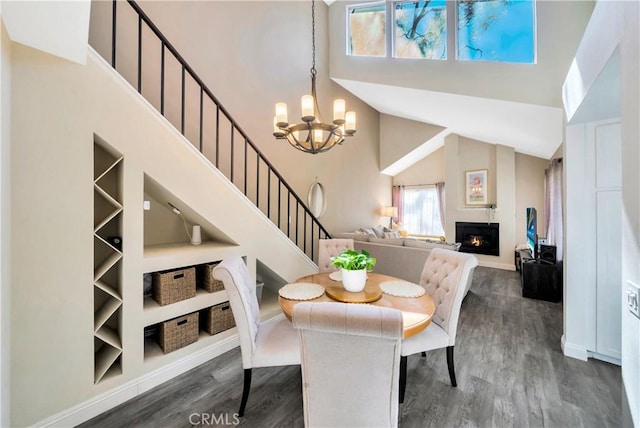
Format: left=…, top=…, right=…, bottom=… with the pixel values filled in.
left=561, top=335, right=589, bottom=361
left=478, top=260, right=516, bottom=271
left=35, top=335, right=239, bottom=428
left=588, top=351, right=622, bottom=366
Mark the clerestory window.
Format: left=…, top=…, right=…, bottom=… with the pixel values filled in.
left=347, top=3, right=386, bottom=57
left=394, top=1, right=447, bottom=59
left=347, top=0, right=536, bottom=64
left=457, top=0, right=536, bottom=63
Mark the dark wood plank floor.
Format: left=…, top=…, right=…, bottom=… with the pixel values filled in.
left=81, top=267, right=623, bottom=428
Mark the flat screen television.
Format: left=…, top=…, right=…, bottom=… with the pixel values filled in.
left=526, top=207, right=537, bottom=259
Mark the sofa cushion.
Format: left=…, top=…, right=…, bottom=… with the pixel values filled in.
left=404, top=239, right=461, bottom=251
left=353, top=232, right=371, bottom=242
left=384, top=231, right=400, bottom=239
left=370, top=237, right=404, bottom=246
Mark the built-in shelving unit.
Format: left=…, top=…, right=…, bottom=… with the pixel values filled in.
left=142, top=242, right=244, bottom=362
left=93, top=141, right=124, bottom=383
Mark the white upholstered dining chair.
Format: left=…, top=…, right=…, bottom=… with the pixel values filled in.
left=212, top=257, right=300, bottom=417
left=399, top=248, right=478, bottom=402
left=317, top=238, right=354, bottom=273
left=293, top=301, right=403, bottom=428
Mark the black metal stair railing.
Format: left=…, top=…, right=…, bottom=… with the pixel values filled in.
left=92, top=0, right=331, bottom=261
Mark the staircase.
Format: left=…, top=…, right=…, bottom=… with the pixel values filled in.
left=90, top=0, right=330, bottom=262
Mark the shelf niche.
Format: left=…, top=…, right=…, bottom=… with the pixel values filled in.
left=93, top=138, right=124, bottom=384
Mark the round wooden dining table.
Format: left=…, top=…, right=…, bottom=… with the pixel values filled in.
left=278, top=272, right=436, bottom=338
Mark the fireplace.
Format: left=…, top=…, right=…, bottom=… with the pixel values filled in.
left=455, top=222, right=500, bottom=256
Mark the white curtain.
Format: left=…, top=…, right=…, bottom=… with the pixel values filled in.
left=545, top=159, right=563, bottom=261
left=401, top=185, right=444, bottom=236
left=435, top=182, right=445, bottom=230
left=392, top=185, right=404, bottom=224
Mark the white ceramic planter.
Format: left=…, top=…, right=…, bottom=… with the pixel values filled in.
left=341, top=268, right=367, bottom=292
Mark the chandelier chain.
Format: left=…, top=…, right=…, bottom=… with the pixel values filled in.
left=311, top=0, right=316, bottom=77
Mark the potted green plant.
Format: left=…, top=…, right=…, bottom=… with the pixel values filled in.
left=331, top=249, right=377, bottom=292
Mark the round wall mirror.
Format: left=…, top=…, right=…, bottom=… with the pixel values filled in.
left=308, top=181, right=327, bottom=218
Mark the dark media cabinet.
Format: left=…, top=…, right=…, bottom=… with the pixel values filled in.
left=515, top=248, right=562, bottom=303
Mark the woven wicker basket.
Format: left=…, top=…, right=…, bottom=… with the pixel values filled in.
left=198, top=262, right=224, bottom=293
left=202, top=302, right=236, bottom=335
left=152, top=267, right=196, bottom=306
left=158, top=312, right=198, bottom=353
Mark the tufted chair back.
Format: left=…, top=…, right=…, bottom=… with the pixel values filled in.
left=317, top=239, right=354, bottom=273
left=213, top=257, right=261, bottom=369
left=419, top=248, right=478, bottom=340
left=293, top=302, right=403, bottom=428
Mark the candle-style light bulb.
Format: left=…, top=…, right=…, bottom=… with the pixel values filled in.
left=301, top=95, right=315, bottom=122
left=275, top=103, right=288, bottom=127
left=273, top=117, right=285, bottom=137
left=333, top=99, right=346, bottom=125
left=345, top=111, right=356, bottom=135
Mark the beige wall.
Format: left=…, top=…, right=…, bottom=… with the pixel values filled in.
left=89, top=0, right=390, bottom=235
left=379, top=114, right=445, bottom=172
left=515, top=153, right=549, bottom=246
left=0, top=17, right=12, bottom=428
left=393, top=146, right=445, bottom=186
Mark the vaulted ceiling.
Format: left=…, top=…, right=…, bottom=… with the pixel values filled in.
left=327, top=1, right=596, bottom=173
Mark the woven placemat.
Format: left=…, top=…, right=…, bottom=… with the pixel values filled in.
left=379, top=281, right=425, bottom=298
left=278, top=283, right=325, bottom=301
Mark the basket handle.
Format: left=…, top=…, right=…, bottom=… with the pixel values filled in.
left=177, top=319, right=188, bottom=326
left=173, top=273, right=185, bottom=280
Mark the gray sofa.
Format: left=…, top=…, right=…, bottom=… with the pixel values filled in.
left=333, top=232, right=461, bottom=284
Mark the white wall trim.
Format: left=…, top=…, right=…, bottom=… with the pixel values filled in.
left=478, top=260, right=515, bottom=271
left=561, top=334, right=589, bottom=361
left=588, top=351, right=621, bottom=367
left=35, top=336, right=239, bottom=428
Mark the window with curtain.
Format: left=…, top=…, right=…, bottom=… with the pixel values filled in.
left=401, top=185, right=445, bottom=236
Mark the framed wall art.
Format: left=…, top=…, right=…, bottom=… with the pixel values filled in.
left=465, top=169, right=488, bottom=205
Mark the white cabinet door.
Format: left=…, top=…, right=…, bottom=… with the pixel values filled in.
left=594, top=122, right=622, bottom=360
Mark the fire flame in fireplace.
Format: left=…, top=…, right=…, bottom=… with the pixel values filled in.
left=470, top=236, right=483, bottom=247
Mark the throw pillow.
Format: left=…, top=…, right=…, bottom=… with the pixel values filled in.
left=359, top=227, right=377, bottom=237
left=383, top=231, right=400, bottom=239
left=372, top=225, right=385, bottom=238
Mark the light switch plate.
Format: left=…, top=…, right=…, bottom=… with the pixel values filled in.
left=143, top=200, right=151, bottom=210
left=627, top=281, right=640, bottom=319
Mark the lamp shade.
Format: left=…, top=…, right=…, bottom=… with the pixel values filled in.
left=381, top=206, right=398, bottom=218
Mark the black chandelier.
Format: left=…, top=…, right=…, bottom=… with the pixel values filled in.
left=273, top=0, right=356, bottom=154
